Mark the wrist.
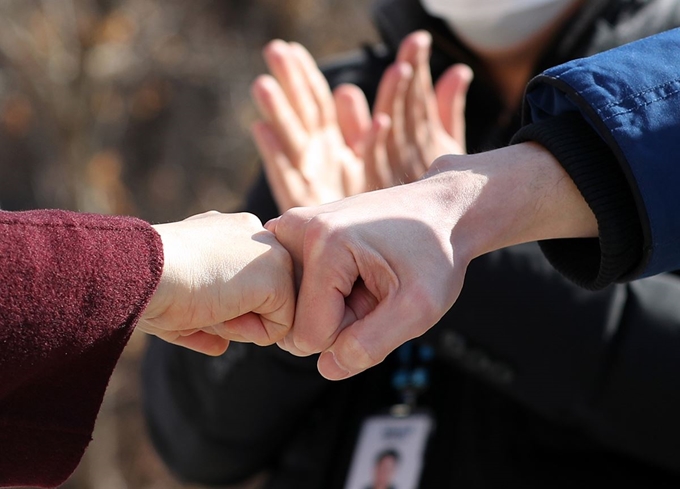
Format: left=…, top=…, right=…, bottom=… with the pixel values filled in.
left=141, top=223, right=176, bottom=324
left=424, top=142, right=597, bottom=261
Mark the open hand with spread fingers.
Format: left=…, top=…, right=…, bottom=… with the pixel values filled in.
left=250, top=40, right=368, bottom=212
left=365, top=30, right=473, bottom=189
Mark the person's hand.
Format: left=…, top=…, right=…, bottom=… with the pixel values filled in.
left=365, top=30, right=473, bottom=189
left=267, top=166, right=473, bottom=381
left=249, top=35, right=472, bottom=212
left=138, top=211, right=295, bottom=356
left=266, top=143, right=597, bottom=380
left=250, top=40, right=367, bottom=212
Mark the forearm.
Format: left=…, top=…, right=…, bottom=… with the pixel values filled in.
left=425, top=142, right=597, bottom=266
left=268, top=144, right=598, bottom=379
left=519, top=28, right=680, bottom=280
left=511, top=112, right=643, bottom=289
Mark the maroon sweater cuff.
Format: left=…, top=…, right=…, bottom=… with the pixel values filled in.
left=0, top=210, right=163, bottom=488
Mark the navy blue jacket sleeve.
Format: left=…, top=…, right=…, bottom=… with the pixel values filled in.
left=520, top=27, right=680, bottom=281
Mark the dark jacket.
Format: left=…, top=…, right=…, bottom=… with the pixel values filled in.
left=515, top=24, right=680, bottom=287
left=144, top=1, right=680, bottom=487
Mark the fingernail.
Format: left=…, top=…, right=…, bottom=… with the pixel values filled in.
left=319, top=351, right=351, bottom=380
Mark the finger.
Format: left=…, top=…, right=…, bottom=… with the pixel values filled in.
left=395, top=30, right=430, bottom=65
left=412, top=31, right=438, bottom=128
left=317, top=297, right=423, bottom=380
left=364, top=113, right=392, bottom=189
left=435, top=64, right=473, bottom=151
left=251, top=74, right=307, bottom=156
left=168, top=331, right=231, bottom=356
left=334, top=84, right=372, bottom=196
left=263, top=40, right=319, bottom=130
left=254, top=254, right=297, bottom=344
left=296, top=278, right=379, bottom=358
left=334, top=84, right=371, bottom=157
left=213, top=312, right=291, bottom=346
left=277, top=333, right=294, bottom=354
left=403, top=32, right=438, bottom=177
left=372, top=62, right=413, bottom=119
left=275, top=213, right=360, bottom=355
left=264, top=216, right=279, bottom=234
left=375, top=63, right=413, bottom=175
left=266, top=211, right=315, bottom=357
left=251, top=121, right=306, bottom=213
left=276, top=337, right=289, bottom=352
left=290, top=42, right=337, bottom=127
left=396, top=31, right=434, bottom=128
left=267, top=206, right=313, bottom=288
left=267, top=206, right=315, bottom=262
left=277, top=331, right=315, bottom=357
left=293, top=260, right=358, bottom=355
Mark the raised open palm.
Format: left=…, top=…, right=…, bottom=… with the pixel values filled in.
left=251, top=40, right=367, bottom=212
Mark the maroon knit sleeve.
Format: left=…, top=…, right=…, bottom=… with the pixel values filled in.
left=0, top=210, right=163, bottom=488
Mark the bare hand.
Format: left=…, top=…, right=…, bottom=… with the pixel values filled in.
left=250, top=40, right=366, bottom=212
left=365, top=30, right=473, bottom=189
left=138, top=211, right=295, bottom=356
left=266, top=174, right=471, bottom=380
left=266, top=143, right=597, bottom=380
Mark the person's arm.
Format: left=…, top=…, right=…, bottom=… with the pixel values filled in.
left=511, top=112, right=642, bottom=289
left=267, top=142, right=597, bottom=380
left=513, top=27, right=680, bottom=285
left=0, top=209, right=294, bottom=488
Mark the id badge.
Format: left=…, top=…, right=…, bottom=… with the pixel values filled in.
left=344, top=411, right=434, bottom=489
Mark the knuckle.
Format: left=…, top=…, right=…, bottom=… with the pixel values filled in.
left=407, top=280, right=445, bottom=324
left=188, top=209, right=221, bottom=220
left=304, top=214, right=342, bottom=251
left=277, top=207, right=305, bottom=228
left=237, top=212, right=264, bottom=229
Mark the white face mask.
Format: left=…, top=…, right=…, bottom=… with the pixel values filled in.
left=420, top=0, right=576, bottom=52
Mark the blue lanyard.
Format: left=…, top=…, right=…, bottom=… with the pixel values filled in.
left=390, top=341, right=435, bottom=411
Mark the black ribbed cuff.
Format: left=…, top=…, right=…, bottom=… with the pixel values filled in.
left=511, top=112, right=643, bottom=290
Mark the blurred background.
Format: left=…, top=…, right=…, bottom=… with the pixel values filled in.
left=0, top=0, right=376, bottom=487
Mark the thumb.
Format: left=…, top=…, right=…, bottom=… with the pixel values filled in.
left=316, top=295, right=421, bottom=381
left=264, top=216, right=279, bottom=234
